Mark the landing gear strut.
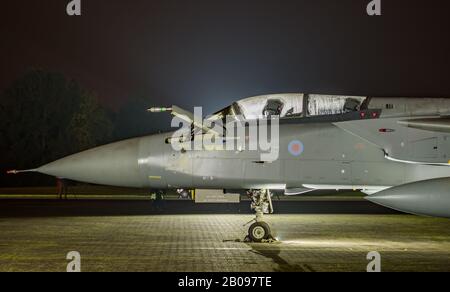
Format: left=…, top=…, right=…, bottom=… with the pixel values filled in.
left=245, top=189, right=276, bottom=242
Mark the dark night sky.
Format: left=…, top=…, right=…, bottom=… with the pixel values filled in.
left=1, top=0, right=450, bottom=113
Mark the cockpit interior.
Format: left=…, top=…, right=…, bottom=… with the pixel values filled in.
left=209, top=94, right=369, bottom=122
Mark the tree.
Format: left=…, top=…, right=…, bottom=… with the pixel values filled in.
left=0, top=69, right=113, bottom=186
left=113, top=95, right=171, bottom=140
left=69, top=91, right=113, bottom=152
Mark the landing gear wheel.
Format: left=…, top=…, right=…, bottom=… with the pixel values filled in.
left=248, top=222, right=271, bottom=242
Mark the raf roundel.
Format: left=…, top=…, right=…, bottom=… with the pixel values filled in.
left=288, top=140, right=304, bottom=157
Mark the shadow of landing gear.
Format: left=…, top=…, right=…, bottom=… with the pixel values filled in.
left=246, top=243, right=316, bottom=272
left=222, top=238, right=314, bottom=272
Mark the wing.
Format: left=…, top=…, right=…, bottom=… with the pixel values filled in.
left=334, top=116, right=450, bottom=165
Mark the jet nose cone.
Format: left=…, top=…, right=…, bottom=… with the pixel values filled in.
left=38, top=138, right=144, bottom=188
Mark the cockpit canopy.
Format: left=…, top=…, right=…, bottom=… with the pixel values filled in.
left=210, top=93, right=368, bottom=122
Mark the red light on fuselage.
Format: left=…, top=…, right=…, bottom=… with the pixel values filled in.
left=379, top=128, right=395, bottom=133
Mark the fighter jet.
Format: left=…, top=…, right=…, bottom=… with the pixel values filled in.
left=9, top=94, right=450, bottom=242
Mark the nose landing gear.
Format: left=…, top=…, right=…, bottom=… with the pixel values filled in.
left=244, top=189, right=277, bottom=243
left=248, top=221, right=272, bottom=242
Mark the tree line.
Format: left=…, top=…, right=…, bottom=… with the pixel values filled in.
left=0, top=69, right=169, bottom=187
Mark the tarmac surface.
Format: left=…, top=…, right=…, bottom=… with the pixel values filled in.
left=0, top=199, right=449, bottom=272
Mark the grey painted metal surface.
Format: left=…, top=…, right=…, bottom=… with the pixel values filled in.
left=367, top=178, right=450, bottom=218
left=398, top=117, right=450, bottom=133
left=36, top=123, right=450, bottom=190
left=28, top=94, right=450, bottom=218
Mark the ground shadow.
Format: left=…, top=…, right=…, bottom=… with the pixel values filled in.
left=223, top=237, right=315, bottom=272
left=0, top=200, right=399, bottom=218
left=247, top=242, right=315, bottom=272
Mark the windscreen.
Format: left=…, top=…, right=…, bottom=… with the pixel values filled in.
left=307, top=95, right=367, bottom=116
left=209, top=94, right=367, bottom=123
left=236, top=94, right=304, bottom=119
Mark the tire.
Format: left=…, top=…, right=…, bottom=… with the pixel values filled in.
left=248, top=222, right=271, bottom=242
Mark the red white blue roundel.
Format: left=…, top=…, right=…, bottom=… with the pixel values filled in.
left=288, top=140, right=304, bottom=157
